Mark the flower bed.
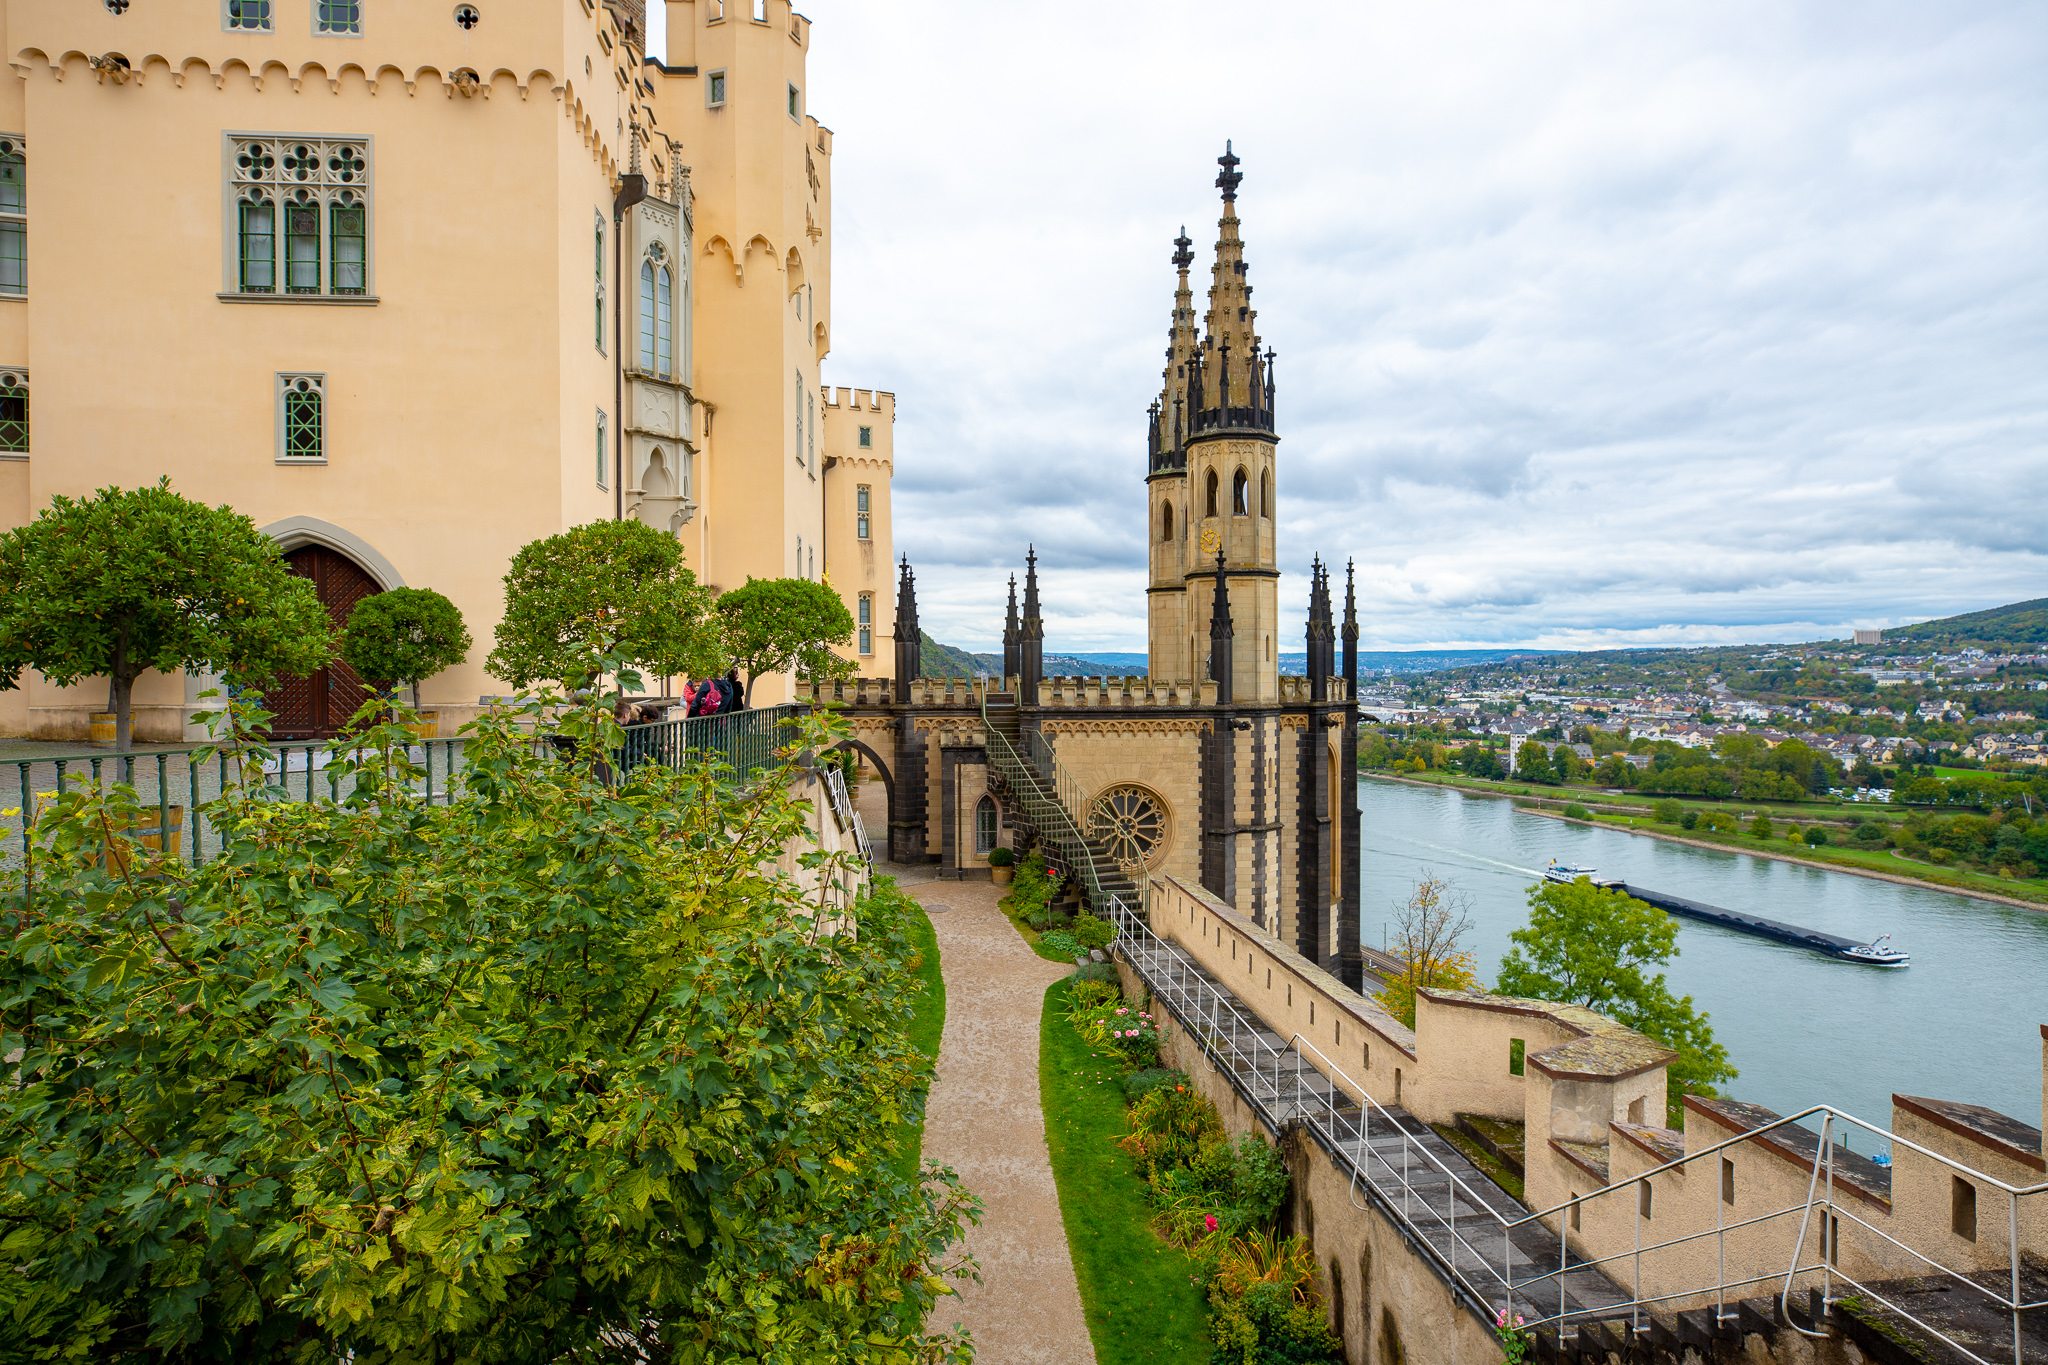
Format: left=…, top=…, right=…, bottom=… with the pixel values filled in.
left=1047, top=976, right=1345, bottom=1364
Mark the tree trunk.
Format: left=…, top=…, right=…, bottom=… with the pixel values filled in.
left=112, top=627, right=134, bottom=752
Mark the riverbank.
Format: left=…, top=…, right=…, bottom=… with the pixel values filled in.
left=1367, top=772, right=2048, bottom=912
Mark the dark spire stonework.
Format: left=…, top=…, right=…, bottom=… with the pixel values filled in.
left=1020, top=547, right=1044, bottom=704
left=1216, top=139, right=1242, bottom=202
left=1209, top=548, right=1235, bottom=705
left=1342, top=558, right=1360, bottom=692
left=893, top=556, right=921, bottom=686
left=1002, top=574, right=1021, bottom=683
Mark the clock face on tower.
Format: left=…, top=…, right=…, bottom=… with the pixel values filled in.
left=1199, top=523, right=1221, bottom=555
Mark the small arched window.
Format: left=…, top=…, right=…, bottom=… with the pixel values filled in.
left=1205, top=469, right=1219, bottom=518
left=639, top=260, right=656, bottom=371
left=1232, top=468, right=1249, bottom=516
left=1161, top=501, right=1174, bottom=542
left=975, top=796, right=999, bottom=855
left=657, top=266, right=674, bottom=375
left=1261, top=469, right=1272, bottom=519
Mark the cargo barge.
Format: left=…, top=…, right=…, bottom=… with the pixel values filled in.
left=1542, top=862, right=1909, bottom=966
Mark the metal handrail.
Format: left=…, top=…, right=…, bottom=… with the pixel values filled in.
left=1108, top=894, right=2043, bottom=1362
left=979, top=693, right=1111, bottom=911
left=1025, top=728, right=1095, bottom=836
left=5, top=704, right=803, bottom=868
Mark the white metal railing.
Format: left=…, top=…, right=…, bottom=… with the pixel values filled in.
left=1107, top=895, right=2046, bottom=1361
left=821, top=765, right=872, bottom=867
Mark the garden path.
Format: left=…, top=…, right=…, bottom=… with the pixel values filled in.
left=908, top=872, right=1096, bottom=1365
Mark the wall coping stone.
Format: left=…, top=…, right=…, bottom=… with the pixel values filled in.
left=1893, top=1093, right=2045, bottom=1173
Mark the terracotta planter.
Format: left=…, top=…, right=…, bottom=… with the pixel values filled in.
left=991, top=865, right=1015, bottom=886
left=89, top=712, right=116, bottom=746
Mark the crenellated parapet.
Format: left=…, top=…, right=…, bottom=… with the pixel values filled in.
left=795, top=674, right=1350, bottom=711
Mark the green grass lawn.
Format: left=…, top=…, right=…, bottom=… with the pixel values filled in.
left=892, top=895, right=946, bottom=1182
left=1039, top=978, right=1211, bottom=1364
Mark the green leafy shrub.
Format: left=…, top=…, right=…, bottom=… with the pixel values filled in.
left=1152, top=1133, right=1290, bottom=1246
left=1852, top=821, right=1888, bottom=844
left=1073, top=913, right=1114, bottom=949
left=1066, top=979, right=1120, bottom=1014
left=1004, top=847, right=1063, bottom=930
left=1805, top=826, right=1831, bottom=847
left=1750, top=814, right=1773, bottom=839
left=1652, top=799, right=1684, bottom=823
left=1071, top=960, right=1119, bottom=985
left=1206, top=1231, right=1342, bottom=1365
left=1040, top=929, right=1084, bottom=959
left=1563, top=803, right=1591, bottom=820
left=1122, top=1068, right=1188, bottom=1104
left=0, top=692, right=974, bottom=1359
left=1118, top=1083, right=1224, bottom=1181
left=987, top=845, right=1015, bottom=868
left=1680, top=810, right=1699, bottom=830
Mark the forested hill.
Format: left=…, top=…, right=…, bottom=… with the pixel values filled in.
left=1886, top=598, right=2048, bottom=647
left=918, top=633, right=1001, bottom=677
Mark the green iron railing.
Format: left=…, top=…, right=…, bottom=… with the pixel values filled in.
left=3, top=704, right=802, bottom=869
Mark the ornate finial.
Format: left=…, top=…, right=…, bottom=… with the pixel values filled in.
left=1172, top=226, right=1194, bottom=272
left=1216, top=140, right=1242, bottom=202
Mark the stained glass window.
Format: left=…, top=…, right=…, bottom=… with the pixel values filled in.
left=330, top=201, right=365, bottom=294
left=0, top=373, right=27, bottom=453
left=230, top=137, right=368, bottom=297
left=316, top=1, right=360, bottom=34
left=225, top=0, right=272, bottom=31
left=657, top=267, right=673, bottom=375
left=279, top=375, right=323, bottom=460
left=285, top=200, right=321, bottom=293
left=0, top=141, right=23, bottom=297
left=238, top=200, right=274, bottom=292
left=639, top=260, right=656, bottom=371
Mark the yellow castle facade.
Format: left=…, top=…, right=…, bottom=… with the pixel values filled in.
left=0, top=0, right=893, bottom=740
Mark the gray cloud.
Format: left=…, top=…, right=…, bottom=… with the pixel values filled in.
left=657, top=2, right=2046, bottom=651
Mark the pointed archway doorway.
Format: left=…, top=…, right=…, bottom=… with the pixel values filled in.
left=268, top=544, right=383, bottom=739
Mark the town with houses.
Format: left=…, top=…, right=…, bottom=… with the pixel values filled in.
left=1356, top=636, right=2048, bottom=782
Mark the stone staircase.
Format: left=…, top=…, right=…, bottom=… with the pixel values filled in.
left=1119, top=918, right=1634, bottom=1327
left=983, top=694, right=1139, bottom=914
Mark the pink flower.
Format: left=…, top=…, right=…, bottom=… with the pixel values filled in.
left=1204, top=1214, right=1220, bottom=1232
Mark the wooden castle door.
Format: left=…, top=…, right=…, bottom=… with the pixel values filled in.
left=268, top=545, right=382, bottom=739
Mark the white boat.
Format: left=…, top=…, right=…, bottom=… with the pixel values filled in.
left=1838, top=934, right=1910, bottom=968
left=1544, top=859, right=1599, bottom=884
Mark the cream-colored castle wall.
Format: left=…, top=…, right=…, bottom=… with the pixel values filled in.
left=819, top=386, right=893, bottom=679
left=0, top=1, right=878, bottom=738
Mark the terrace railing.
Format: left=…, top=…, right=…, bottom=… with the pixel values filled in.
left=1107, top=893, right=2046, bottom=1363
left=3, top=704, right=803, bottom=869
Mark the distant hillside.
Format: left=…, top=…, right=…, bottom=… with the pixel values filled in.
left=1885, top=598, right=2048, bottom=647
left=918, top=633, right=1000, bottom=677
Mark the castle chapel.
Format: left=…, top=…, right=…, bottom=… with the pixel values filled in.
left=807, top=148, right=1366, bottom=989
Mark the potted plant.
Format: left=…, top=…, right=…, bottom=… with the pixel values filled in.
left=338, top=587, right=472, bottom=741
left=987, top=845, right=1015, bottom=885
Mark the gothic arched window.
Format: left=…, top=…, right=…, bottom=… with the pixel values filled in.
left=639, top=260, right=657, bottom=371
left=1161, top=501, right=1174, bottom=542
left=975, top=796, right=999, bottom=855
left=1261, top=469, right=1271, bottom=519
left=1232, top=468, right=1249, bottom=516
left=657, top=266, right=674, bottom=375
left=1205, top=469, right=1219, bottom=519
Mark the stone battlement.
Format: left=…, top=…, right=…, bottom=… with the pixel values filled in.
left=797, top=674, right=1351, bottom=709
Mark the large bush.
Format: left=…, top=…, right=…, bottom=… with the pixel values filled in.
left=337, top=585, right=471, bottom=705
left=0, top=693, right=973, bottom=1361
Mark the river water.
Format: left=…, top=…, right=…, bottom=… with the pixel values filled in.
left=1357, top=778, right=2048, bottom=1145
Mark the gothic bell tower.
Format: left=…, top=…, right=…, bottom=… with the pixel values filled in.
left=1146, top=143, right=1280, bottom=700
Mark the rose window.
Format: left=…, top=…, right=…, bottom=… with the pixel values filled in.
left=1088, top=784, right=1169, bottom=872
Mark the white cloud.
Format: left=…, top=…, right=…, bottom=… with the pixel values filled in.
left=656, top=1, right=2047, bottom=651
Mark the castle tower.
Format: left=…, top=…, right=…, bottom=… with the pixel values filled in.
left=1147, top=144, right=1280, bottom=701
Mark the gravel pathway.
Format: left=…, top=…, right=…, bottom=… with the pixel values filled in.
left=908, top=874, right=1096, bottom=1364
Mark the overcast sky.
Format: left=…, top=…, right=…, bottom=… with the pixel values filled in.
left=656, top=2, right=2046, bottom=654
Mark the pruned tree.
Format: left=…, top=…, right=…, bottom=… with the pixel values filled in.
left=486, top=520, right=719, bottom=692
left=1374, top=871, right=1479, bottom=1028
left=715, top=576, right=855, bottom=703
left=0, top=480, right=334, bottom=750
left=338, top=586, right=471, bottom=709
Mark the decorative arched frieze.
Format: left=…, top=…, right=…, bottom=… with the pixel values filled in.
left=703, top=234, right=738, bottom=281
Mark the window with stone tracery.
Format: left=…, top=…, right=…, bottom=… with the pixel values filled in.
left=0, top=370, right=27, bottom=454
left=229, top=136, right=370, bottom=298
left=1088, top=783, right=1170, bottom=872
left=0, top=138, right=23, bottom=297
